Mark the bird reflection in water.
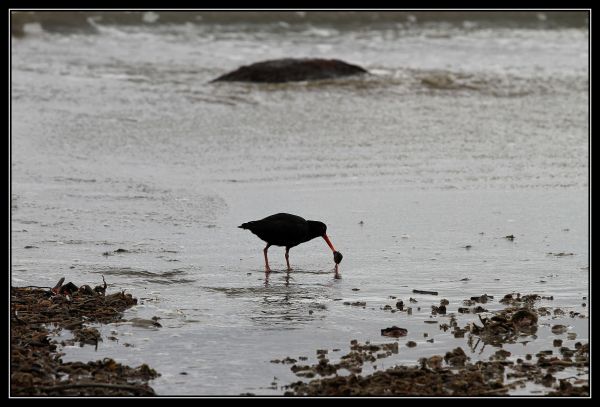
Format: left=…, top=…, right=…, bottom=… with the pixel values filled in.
left=263, top=266, right=340, bottom=287
left=263, top=269, right=292, bottom=288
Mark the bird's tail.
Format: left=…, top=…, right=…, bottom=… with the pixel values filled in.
left=238, top=222, right=251, bottom=229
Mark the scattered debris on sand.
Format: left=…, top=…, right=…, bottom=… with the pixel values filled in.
left=285, top=357, right=511, bottom=396
left=11, top=278, right=159, bottom=396
left=343, top=301, right=366, bottom=307
left=285, top=338, right=588, bottom=396
left=381, top=326, right=408, bottom=338
left=412, top=289, right=438, bottom=296
left=279, top=291, right=588, bottom=396
left=547, top=252, right=574, bottom=257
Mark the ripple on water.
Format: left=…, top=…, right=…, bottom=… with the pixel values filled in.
left=88, top=266, right=196, bottom=285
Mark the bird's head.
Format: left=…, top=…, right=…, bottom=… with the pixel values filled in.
left=308, top=220, right=327, bottom=238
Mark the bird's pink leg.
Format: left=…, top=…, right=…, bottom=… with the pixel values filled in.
left=263, top=244, right=272, bottom=273
left=285, top=247, right=291, bottom=271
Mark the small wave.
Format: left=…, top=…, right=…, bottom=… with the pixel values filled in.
left=205, top=66, right=584, bottom=99
left=143, top=277, right=196, bottom=285
left=419, top=71, right=480, bottom=91
left=161, top=269, right=188, bottom=277
left=53, top=176, right=97, bottom=183
left=363, top=67, right=584, bottom=98
left=91, top=267, right=155, bottom=277
left=12, top=11, right=587, bottom=37
left=15, top=219, right=39, bottom=225
left=88, top=265, right=197, bottom=286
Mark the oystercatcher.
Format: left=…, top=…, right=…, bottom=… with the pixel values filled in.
left=239, top=213, right=343, bottom=272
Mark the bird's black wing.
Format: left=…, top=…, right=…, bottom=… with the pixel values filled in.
left=242, top=213, right=309, bottom=247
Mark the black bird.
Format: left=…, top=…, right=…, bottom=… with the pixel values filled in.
left=239, top=213, right=343, bottom=272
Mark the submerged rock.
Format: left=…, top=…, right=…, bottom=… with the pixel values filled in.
left=212, top=58, right=368, bottom=83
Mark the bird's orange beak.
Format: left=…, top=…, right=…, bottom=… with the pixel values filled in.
left=322, top=234, right=336, bottom=252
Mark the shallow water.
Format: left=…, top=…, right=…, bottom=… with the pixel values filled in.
left=11, top=13, right=589, bottom=395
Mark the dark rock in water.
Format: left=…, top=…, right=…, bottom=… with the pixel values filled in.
left=381, top=326, right=408, bottom=337
left=413, top=289, right=438, bottom=296
left=510, top=308, right=538, bottom=328
left=432, top=305, right=447, bottom=314
left=212, top=58, right=368, bottom=83
left=343, top=301, right=366, bottom=307
left=551, top=324, right=568, bottom=335
left=444, top=347, right=468, bottom=367
left=470, top=293, right=492, bottom=303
